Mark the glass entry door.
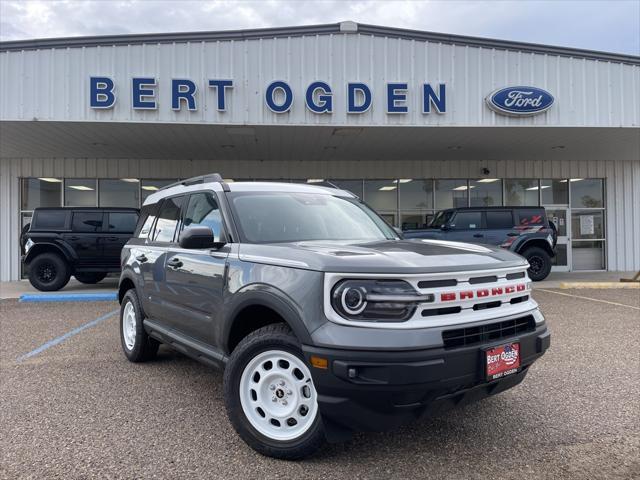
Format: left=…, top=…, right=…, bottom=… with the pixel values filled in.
left=546, top=207, right=570, bottom=272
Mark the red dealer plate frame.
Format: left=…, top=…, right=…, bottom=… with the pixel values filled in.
left=485, top=342, right=521, bottom=381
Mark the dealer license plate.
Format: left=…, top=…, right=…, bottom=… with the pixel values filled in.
left=486, top=342, right=520, bottom=381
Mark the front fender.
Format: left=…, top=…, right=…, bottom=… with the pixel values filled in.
left=223, top=284, right=314, bottom=349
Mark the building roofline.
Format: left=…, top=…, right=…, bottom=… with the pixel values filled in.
left=1, top=21, right=638, bottom=65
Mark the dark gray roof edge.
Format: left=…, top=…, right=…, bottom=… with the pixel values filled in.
left=1, top=21, right=638, bottom=65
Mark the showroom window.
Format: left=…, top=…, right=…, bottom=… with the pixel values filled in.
left=505, top=179, right=540, bottom=206
left=99, top=179, right=140, bottom=207
left=469, top=179, right=503, bottom=207
left=328, top=180, right=363, bottom=198
left=540, top=179, right=569, bottom=205
left=570, top=178, right=604, bottom=208
left=64, top=179, right=97, bottom=207
left=21, top=178, right=62, bottom=210
left=399, top=179, right=433, bottom=230
left=434, top=180, right=468, bottom=209
left=363, top=180, right=399, bottom=226
left=141, top=179, right=178, bottom=202
left=18, top=176, right=607, bottom=272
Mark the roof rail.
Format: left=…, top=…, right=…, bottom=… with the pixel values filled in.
left=159, top=173, right=230, bottom=192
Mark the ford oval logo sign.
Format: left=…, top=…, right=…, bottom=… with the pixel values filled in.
left=486, top=86, right=554, bottom=116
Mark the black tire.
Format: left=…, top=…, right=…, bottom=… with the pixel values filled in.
left=75, top=272, right=107, bottom=284
left=223, top=324, right=325, bottom=460
left=523, top=246, right=552, bottom=281
left=28, top=252, right=71, bottom=291
left=119, top=289, right=159, bottom=362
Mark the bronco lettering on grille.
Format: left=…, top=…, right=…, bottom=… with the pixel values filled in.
left=440, top=284, right=526, bottom=302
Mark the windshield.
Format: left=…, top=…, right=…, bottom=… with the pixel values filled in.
left=429, top=210, right=453, bottom=228
left=229, top=192, right=397, bottom=243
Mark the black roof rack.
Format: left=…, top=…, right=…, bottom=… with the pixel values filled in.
left=159, top=173, right=230, bottom=192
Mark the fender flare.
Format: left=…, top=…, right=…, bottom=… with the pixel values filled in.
left=118, top=269, right=143, bottom=303
left=514, top=238, right=555, bottom=257
left=24, top=241, right=75, bottom=264
left=223, top=285, right=312, bottom=351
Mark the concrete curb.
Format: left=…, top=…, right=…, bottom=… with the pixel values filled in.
left=559, top=282, right=640, bottom=289
left=19, top=292, right=118, bottom=302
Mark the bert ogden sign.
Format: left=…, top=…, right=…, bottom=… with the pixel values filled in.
left=88, top=77, right=447, bottom=114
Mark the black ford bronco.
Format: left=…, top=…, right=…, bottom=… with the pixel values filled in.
left=403, top=207, right=557, bottom=281
left=22, top=207, right=139, bottom=291
left=118, top=174, right=549, bottom=459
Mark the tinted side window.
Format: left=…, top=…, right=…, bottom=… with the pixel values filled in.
left=136, top=203, right=158, bottom=238
left=516, top=209, right=545, bottom=226
left=152, top=197, right=184, bottom=242
left=108, top=212, right=138, bottom=233
left=486, top=211, right=514, bottom=229
left=72, top=212, right=103, bottom=232
left=451, top=211, right=482, bottom=230
left=182, top=192, right=222, bottom=241
left=34, top=210, right=68, bottom=229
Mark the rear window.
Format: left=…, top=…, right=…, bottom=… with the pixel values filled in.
left=151, top=196, right=184, bottom=243
left=485, top=211, right=514, bottom=229
left=33, top=210, right=68, bottom=229
left=136, top=203, right=158, bottom=238
left=108, top=212, right=138, bottom=233
left=515, top=209, right=546, bottom=226
left=72, top=212, right=103, bottom=232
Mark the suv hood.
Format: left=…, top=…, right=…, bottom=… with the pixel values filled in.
left=238, top=239, right=527, bottom=274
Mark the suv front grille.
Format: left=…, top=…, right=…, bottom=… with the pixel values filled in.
left=442, top=315, right=536, bottom=349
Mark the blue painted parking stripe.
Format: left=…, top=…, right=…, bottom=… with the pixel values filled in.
left=17, top=309, right=119, bottom=362
left=19, top=292, right=118, bottom=302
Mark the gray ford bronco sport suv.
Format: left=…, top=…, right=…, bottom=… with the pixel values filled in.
left=118, top=174, right=550, bottom=459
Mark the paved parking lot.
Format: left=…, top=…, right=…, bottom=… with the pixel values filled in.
left=1, top=289, right=638, bottom=479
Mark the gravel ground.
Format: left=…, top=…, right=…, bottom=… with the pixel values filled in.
left=1, top=289, right=638, bottom=479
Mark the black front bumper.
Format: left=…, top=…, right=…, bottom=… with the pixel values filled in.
left=302, top=324, right=550, bottom=440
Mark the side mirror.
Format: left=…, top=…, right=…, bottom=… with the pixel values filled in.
left=179, top=226, right=226, bottom=249
left=393, top=226, right=404, bottom=238
left=440, top=224, right=450, bottom=231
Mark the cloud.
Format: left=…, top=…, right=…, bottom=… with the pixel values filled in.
left=1, top=0, right=638, bottom=55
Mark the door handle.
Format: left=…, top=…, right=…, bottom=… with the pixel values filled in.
left=135, top=254, right=148, bottom=263
left=507, top=233, right=519, bottom=237
left=167, top=258, right=183, bottom=269
left=473, top=234, right=484, bottom=238
left=69, top=236, right=79, bottom=241
left=107, top=236, right=118, bottom=241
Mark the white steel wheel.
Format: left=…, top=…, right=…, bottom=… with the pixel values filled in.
left=239, top=349, right=318, bottom=442
left=122, top=301, right=137, bottom=350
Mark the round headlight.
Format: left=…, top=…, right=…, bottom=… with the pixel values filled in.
left=341, top=286, right=367, bottom=314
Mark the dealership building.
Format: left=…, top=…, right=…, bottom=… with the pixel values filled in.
left=1, top=21, right=639, bottom=281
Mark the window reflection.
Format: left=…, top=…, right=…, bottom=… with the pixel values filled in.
left=469, top=179, right=502, bottom=207
left=64, top=179, right=96, bottom=207
left=435, top=180, right=468, bottom=209
left=21, top=178, right=62, bottom=210
left=99, top=179, right=139, bottom=208
left=141, top=179, right=178, bottom=202
left=570, top=179, right=603, bottom=208
left=505, top=179, right=539, bottom=206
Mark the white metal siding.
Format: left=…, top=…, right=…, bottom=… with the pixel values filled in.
left=2, top=34, right=639, bottom=127
left=1, top=157, right=638, bottom=280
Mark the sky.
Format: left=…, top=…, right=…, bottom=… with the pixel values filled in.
left=1, top=0, right=639, bottom=55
